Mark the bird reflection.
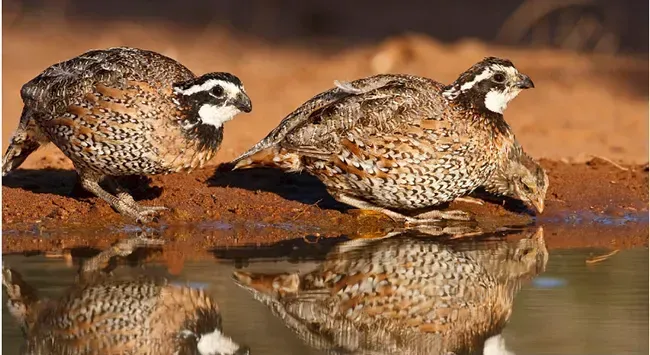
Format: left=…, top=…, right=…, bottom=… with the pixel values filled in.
left=233, top=227, right=547, bottom=355
left=2, top=234, right=249, bottom=355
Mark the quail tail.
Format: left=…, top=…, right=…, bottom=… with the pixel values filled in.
left=231, top=146, right=302, bottom=172
left=2, top=107, right=49, bottom=176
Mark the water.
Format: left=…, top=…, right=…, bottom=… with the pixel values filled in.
left=2, top=228, right=648, bottom=355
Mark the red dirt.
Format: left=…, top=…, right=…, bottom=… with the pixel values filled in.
left=2, top=159, right=647, bottom=254
left=2, top=21, right=648, bottom=255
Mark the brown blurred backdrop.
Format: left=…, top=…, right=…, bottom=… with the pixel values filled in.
left=3, top=0, right=649, bottom=168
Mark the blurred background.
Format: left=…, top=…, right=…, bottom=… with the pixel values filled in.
left=3, top=0, right=649, bottom=168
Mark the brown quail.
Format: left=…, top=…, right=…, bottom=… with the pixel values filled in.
left=229, top=57, right=534, bottom=225
left=233, top=227, right=547, bottom=355
left=2, top=47, right=252, bottom=222
left=2, top=236, right=249, bottom=355
left=477, top=139, right=549, bottom=212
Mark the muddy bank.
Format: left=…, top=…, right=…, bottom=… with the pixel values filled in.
left=2, top=158, right=647, bottom=254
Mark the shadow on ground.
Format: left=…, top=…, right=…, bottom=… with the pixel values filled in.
left=209, top=166, right=347, bottom=211
left=2, top=169, right=163, bottom=201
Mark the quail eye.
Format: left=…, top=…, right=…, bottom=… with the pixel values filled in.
left=492, top=73, right=506, bottom=83
left=522, top=183, right=533, bottom=193
left=211, top=85, right=224, bottom=97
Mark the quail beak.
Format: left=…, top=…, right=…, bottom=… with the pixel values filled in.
left=234, top=93, right=252, bottom=113
left=515, top=74, right=535, bottom=89
left=530, top=196, right=545, bottom=214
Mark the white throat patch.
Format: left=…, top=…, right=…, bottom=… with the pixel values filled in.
left=483, top=334, right=515, bottom=355
left=197, top=328, right=241, bottom=355
left=484, top=87, right=522, bottom=114
left=198, top=104, right=241, bottom=128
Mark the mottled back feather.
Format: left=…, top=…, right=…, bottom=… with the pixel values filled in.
left=21, top=47, right=195, bottom=117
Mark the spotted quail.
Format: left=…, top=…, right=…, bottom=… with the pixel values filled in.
left=477, top=139, right=548, bottom=212
left=2, top=47, right=252, bottom=222
left=233, top=227, right=547, bottom=355
left=229, top=57, right=534, bottom=225
left=2, top=236, right=249, bottom=355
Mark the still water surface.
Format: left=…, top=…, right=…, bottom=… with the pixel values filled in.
left=2, top=229, right=648, bottom=355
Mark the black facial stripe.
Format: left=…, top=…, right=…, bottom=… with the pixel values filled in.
left=450, top=57, right=516, bottom=89
left=174, top=91, right=229, bottom=125
left=174, top=90, right=225, bottom=153
left=189, top=91, right=229, bottom=106
left=477, top=79, right=505, bottom=93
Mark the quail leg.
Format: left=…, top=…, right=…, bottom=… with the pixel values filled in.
left=453, top=196, right=485, bottom=205
left=335, top=193, right=474, bottom=225
left=104, top=176, right=136, bottom=204
left=80, top=173, right=165, bottom=223
left=335, top=193, right=414, bottom=223
left=79, top=231, right=164, bottom=282
left=106, top=178, right=168, bottom=216
left=411, top=209, right=474, bottom=223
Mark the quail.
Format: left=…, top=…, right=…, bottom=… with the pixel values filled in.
left=233, top=227, right=547, bottom=355
left=2, top=47, right=252, bottom=222
left=2, top=236, right=249, bottom=355
left=456, top=138, right=548, bottom=212
left=229, top=57, right=534, bottom=225
left=477, top=139, right=548, bottom=212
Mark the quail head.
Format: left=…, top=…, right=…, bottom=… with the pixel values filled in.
left=229, top=57, right=534, bottom=225
left=441, top=56, right=535, bottom=114
left=172, top=72, right=253, bottom=134
left=2, top=47, right=252, bottom=222
left=481, top=140, right=549, bottom=213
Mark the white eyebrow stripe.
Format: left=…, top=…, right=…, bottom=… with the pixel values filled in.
left=174, top=79, right=241, bottom=97
left=460, top=68, right=492, bottom=92
left=459, top=64, right=519, bottom=92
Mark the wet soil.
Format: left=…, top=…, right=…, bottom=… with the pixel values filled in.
left=2, top=159, right=647, bottom=254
